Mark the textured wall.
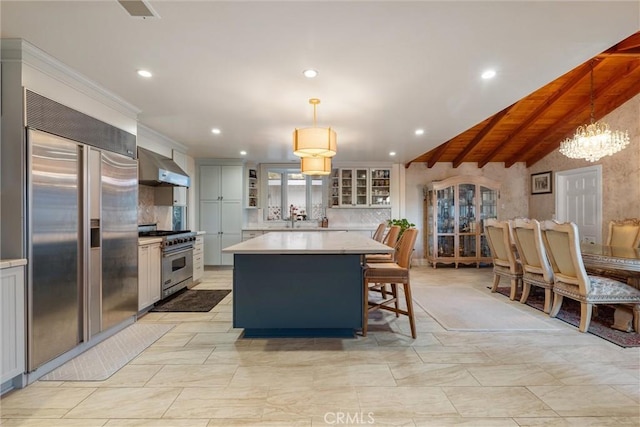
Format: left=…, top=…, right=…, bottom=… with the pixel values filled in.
left=529, top=93, right=640, bottom=240
left=405, top=162, right=529, bottom=258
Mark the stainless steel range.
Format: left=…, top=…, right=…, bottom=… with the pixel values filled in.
left=139, top=225, right=196, bottom=298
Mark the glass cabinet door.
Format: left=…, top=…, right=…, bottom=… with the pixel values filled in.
left=370, top=168, right=390, bottom=206
left=479, top=185, right=498, bottom=257
left=340, top=169, right=353, bottom=206
left=329, top=169, right=339, bottom=207
left=355, top=168, right=368, bottom=206
left=426, top=190, right=434, bottom=258
left=436, top=186, right=455, bottom=233
left=457, top=183, right=476, bottom=234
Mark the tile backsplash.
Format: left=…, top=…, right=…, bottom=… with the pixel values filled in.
left=138, top=185, right=172, bottom=229
left=245, top=206, right=390, bottom=228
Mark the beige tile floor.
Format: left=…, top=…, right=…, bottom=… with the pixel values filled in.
left=2, top=263, right=639, bottom=426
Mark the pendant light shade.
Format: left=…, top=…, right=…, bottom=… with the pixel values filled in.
left=293, top=98, right=337, bottom=158
left=301, top=156, right=331, bottom=175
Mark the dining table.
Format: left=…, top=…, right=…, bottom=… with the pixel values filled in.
left=581, top=243, right=640, bottom=332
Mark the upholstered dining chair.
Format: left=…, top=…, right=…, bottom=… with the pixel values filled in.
left=511, top=218, right=555, bottom=313
left=372, top=222, right=387, bottom=242
left=606, top=218, right=640, bottom=248
left=485, top=218, right=523, bottom=301
left=541, top=220, right=640, bottom=333
left=362, top=228, right=419, bottom=338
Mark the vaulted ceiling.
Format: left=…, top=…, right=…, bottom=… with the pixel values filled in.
left=408, top=31, right=640, bottom=169
left=2, top=2, right=638, bottom=165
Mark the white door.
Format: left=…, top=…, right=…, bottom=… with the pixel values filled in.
left=556, top=165, right=602, bottom=244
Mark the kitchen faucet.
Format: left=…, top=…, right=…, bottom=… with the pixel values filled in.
left=289, top=204, right=296, bottom=228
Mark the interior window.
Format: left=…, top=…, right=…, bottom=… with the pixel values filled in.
left=265, top=167, right=325, bottom=221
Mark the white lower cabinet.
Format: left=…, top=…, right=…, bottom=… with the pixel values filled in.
left=193, top=235, right=204, bottom=283
left=1, top=264, right=25, bottom=386
left=138, top=243, right=161, bottom=311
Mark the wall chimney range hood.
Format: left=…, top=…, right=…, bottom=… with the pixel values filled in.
left=138, top=147, right=190, bottom=187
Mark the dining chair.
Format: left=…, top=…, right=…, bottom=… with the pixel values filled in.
left=511, top=218, right=554, bottom=313
left=485, top=218, right=523, bottom=301
left=372, top=222, right=387, bottom=242
left=541, top=220, right=640, bottom=333
left=606, top=218, right=640, bottom=248
left=362, top=228, right=419, bottom=338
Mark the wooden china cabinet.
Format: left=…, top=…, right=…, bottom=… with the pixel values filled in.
left=424, top=176, right=500, bottom=268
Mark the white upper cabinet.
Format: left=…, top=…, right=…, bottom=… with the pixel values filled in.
left=329, top=167, right=391, bottom=208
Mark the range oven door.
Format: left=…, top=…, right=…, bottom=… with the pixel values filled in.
left=161, top=246, right=193, bottom=298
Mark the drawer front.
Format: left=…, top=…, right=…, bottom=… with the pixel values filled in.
left=193, top=253, right=204, bottom=280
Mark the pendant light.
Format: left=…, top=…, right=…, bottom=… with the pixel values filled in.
left=559, top=60, right=630, bottom=162
left=293, top=98, right=337, bottom=158
left=301, top=156, right=331, bottom=176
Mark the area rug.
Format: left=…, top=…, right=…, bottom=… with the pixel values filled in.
left=495, top=287, right=640, bottom=348
left=41, top=323, right=175, bottom=381
left=412, top=286, right=558, bottom=331
left=151, top=289, right=231, bottom=312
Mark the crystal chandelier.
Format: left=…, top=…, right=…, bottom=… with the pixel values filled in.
left=293, top=98, right=337, bottom=158
left=559, top=61, right=630, bottom=162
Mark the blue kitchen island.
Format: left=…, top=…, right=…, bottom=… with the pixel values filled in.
left=222, top=231, right=393, bottom=338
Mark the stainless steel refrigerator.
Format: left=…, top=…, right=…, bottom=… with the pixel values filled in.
left=27, top=129, right=138, bottom=371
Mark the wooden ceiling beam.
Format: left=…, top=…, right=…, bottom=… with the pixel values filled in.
left=424, top=140, right=452, bottom=168
left=524, top=62, right=640, bottom=167
left=451, top=107, right=512, bottom=168
left=598, top=50, right=640, bottom=57
left=479, top=61, right=595, bottom=168
left=609, top=33, right=640, bottom=52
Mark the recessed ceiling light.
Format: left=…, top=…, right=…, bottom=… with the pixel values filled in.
left=481, top=69, right=496, bottom=79
left=211, top=128, right=221, bottom=134
left=303, top=69, right=318, bottom=78
left=137, top=69, right=152, bottom=78
left=389, top=152, right=396, bottom=157
left=240, top=150, right=247, bottom=156
left=415, top=129, right=425, bottom=136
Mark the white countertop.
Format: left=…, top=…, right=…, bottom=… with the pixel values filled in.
left=223, top=231, right=393, bottom=255
left=138, top=237, right=163, bottom=245
left=0, top=258, right=28, bottom=269
left=196, top=231, right=206, bottom=236
left=242, top=226, right=377, bottom=232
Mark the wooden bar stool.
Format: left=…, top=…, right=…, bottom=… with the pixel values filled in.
left=362, top=228, right=419, bottom=338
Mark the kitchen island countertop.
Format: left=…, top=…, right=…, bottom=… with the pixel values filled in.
left=224, top=231, right=393, bottom=255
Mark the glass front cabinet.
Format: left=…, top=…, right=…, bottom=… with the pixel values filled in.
left=329, top=167, right=391, bottom=208
left=424, top=175, right=500, bottom=268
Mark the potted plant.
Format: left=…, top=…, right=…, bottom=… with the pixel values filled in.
left=388, top=218, right=415, bottom=238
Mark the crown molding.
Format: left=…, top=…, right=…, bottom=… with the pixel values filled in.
left=137, top=123, right=188, bottom=152
left=1, top=38, right=141, bottom=118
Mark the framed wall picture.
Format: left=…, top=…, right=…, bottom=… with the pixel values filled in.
left=531, top=171, right=552, bottom=195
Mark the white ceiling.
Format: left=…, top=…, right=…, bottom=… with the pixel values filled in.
left=1, top=1, right=638, bottom=164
